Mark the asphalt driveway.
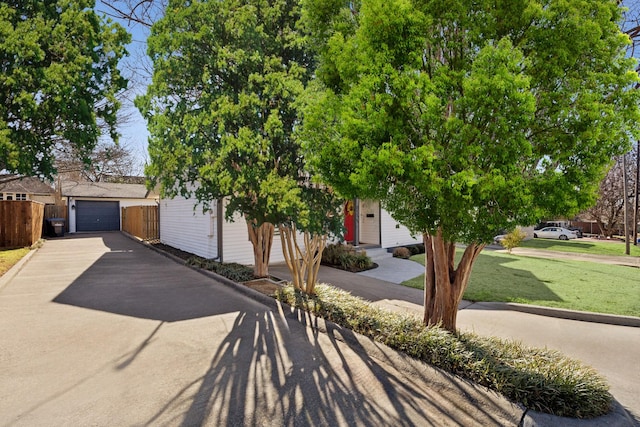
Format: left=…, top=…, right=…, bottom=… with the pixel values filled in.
left=0, top=233, right=521, bottom=426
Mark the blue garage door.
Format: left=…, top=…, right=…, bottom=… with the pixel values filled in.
left=76, top=201, right=120, bottom=232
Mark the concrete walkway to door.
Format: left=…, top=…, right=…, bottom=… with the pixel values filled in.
left=0, top=232, right=523, bottom=426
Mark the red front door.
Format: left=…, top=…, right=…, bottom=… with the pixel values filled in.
left=344, top=200, right=355, bottom=243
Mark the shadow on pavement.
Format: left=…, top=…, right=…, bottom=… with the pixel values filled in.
left=145, top=307, right=519, bottom=426
left=52, top=233, right=247, bottom=322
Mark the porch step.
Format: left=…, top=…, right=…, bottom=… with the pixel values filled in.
left=360, top=247, right=391, bottom=261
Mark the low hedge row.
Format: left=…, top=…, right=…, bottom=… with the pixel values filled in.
left=186, top=256, right=256, bottom=282
left=275, top=284, right=612, bottom=419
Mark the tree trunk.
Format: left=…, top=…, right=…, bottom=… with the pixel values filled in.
left=279, top=224, right=327, bottom=294
left=246, top=219, right=274, bottom=277
left=423, top=229, right=485, bottom=332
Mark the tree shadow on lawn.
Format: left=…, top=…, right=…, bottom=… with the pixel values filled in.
left=521, top=239, right=598, bottom=251
left=144, top=306, right=521, bottom=426
left=464, top=252, right=564, bottom=304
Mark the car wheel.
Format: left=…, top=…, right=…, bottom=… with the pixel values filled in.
left=533, top=233, right=538, bottom=238
left=559, top=235, right=568, bottom=240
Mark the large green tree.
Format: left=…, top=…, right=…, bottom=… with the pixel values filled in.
left=301, top=0, right=640, bottom=331
left=138, top=0, right=317, bottom=277
left=0, top=0, right=129, bottom=178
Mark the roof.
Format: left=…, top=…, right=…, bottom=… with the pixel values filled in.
left=61, top=181, right=157, bottom=199
left=0, top=175, right=54, bottom=195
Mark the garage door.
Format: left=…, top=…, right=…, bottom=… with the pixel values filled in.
left=76, top=201, right=120, bottom=232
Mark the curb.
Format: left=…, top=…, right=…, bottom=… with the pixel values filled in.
left=463, top=301, right=640, bottom=328
left=0, top=245, right=40, bottom=292
left=521, top=401, right=640, bottom=427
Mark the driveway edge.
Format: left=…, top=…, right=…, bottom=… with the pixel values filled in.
left=0, top=243, right=41, bottom=292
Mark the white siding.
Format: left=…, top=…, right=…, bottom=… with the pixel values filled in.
left=160, top=196, right=218, bottom=259
left=160, top=196, right=305, bottom=266
left=358, top=200, right=380, bottom=245
left=380, top=208, right=421, bottom=248
left=222, top=210, right=301, bottom=265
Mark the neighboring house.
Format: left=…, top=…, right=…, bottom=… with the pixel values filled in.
left=0, top=175, right=55, bottom=204
left=61, top=181, right=158, bottom=233
left=159, top=195, right=421, bottom=265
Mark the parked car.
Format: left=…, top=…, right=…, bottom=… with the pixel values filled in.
left=535, top=221, right=583, bottom=238
left=533, top=227, right=578, bottom=240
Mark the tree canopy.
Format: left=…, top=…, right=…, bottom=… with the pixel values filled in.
left=138, top=0, right=337, bottom=276
left=0, top=0, right=130, bottom=178
left=301, top=0, right=640, bottom=330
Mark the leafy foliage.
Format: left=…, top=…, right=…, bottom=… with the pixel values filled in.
left=0, top=0, right=130, bottom=178
left=139, top=0, right=312, bottom=225
left=321, top=243, right=373, bottom=272
left=300, top=0, right=640, bottom=329
left=277, top=284, right=612, bottom=418
left=186, top=257, right=256, bottom=283
left=500, top=228, right=527, bottom=254
left=301, top=0, right=640, bottom=244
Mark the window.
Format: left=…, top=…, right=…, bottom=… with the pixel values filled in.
left=6, top=194, right=13, bottom=201
left=15, top=193, right=27, bottom=200
left=0, top=193, right=3, bottom=200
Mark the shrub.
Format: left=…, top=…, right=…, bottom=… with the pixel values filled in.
left=393, top=247, right=412, bottom=259
left=322, top=243, right=373, bottom=272
left=186, top=256, right=255, bottom=282
left=276, top=284, right=612, bottom=419
left=500, top=228, right=527, bottom=254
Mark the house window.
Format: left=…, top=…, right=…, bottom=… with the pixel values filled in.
left=0, top=193, right=3, bottom=200
left=5, top=193, right=13, bottom=200
left=15, top=193, right=27, bottom=201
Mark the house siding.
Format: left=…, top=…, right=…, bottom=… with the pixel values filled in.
left=380, top=209, right=421, bottom=248
left=160, top=196, right=218, bottom=259
left=221, top=210, right=297, bottom=265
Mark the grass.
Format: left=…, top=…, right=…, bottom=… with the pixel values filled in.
left=403, top=250, right=640, bottom=317
left=276, top=284, right=612, bottom=419
left=0, top=247, right=30, bottom=277
left=519, top=238, right=640, bottom=257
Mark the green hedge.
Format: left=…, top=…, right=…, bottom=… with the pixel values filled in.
left=276, top=284, right=611, bottom=419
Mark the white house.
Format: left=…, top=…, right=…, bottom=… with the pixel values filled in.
left=159, top=196, right=421, bottom=265
left=62, top=181, right=158, bottom=233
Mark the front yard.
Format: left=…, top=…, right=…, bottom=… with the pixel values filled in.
left=0, top=247, right=30, bottom=277
left=402, top=250, right=640, bottom=317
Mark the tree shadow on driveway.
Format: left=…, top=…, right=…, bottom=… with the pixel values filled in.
left=52, top=233, right=255, bottom=321
left=145, top=306, right=521, bottom=426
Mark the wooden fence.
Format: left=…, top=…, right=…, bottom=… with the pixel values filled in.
left=122, top=205, right=159, bottom=240
left=0, top=201, right=45, bottom=248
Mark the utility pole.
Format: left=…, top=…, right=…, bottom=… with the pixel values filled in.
left=623, top=153, right=630, bottom=255
left=634, top=141, right=639, bottom=246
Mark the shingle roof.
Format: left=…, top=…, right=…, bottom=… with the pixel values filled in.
left=0, top=175, right=54, bottom=194
left=61, top=181, right=156, bottom=199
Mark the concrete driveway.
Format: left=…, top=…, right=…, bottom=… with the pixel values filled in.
left=0, top=233, right=522, bottom=426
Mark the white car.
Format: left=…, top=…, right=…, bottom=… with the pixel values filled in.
left=533, top=227, right=578, bottom=240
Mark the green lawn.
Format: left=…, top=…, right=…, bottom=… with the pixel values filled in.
left=519, top=237, right=640, bottom=257
left=404, top=250, right=640, bottom=317
left=0, top=247, right=30, bottom=277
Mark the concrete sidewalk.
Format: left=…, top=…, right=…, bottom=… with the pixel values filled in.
left=0, top=233, right=524, bottom=426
